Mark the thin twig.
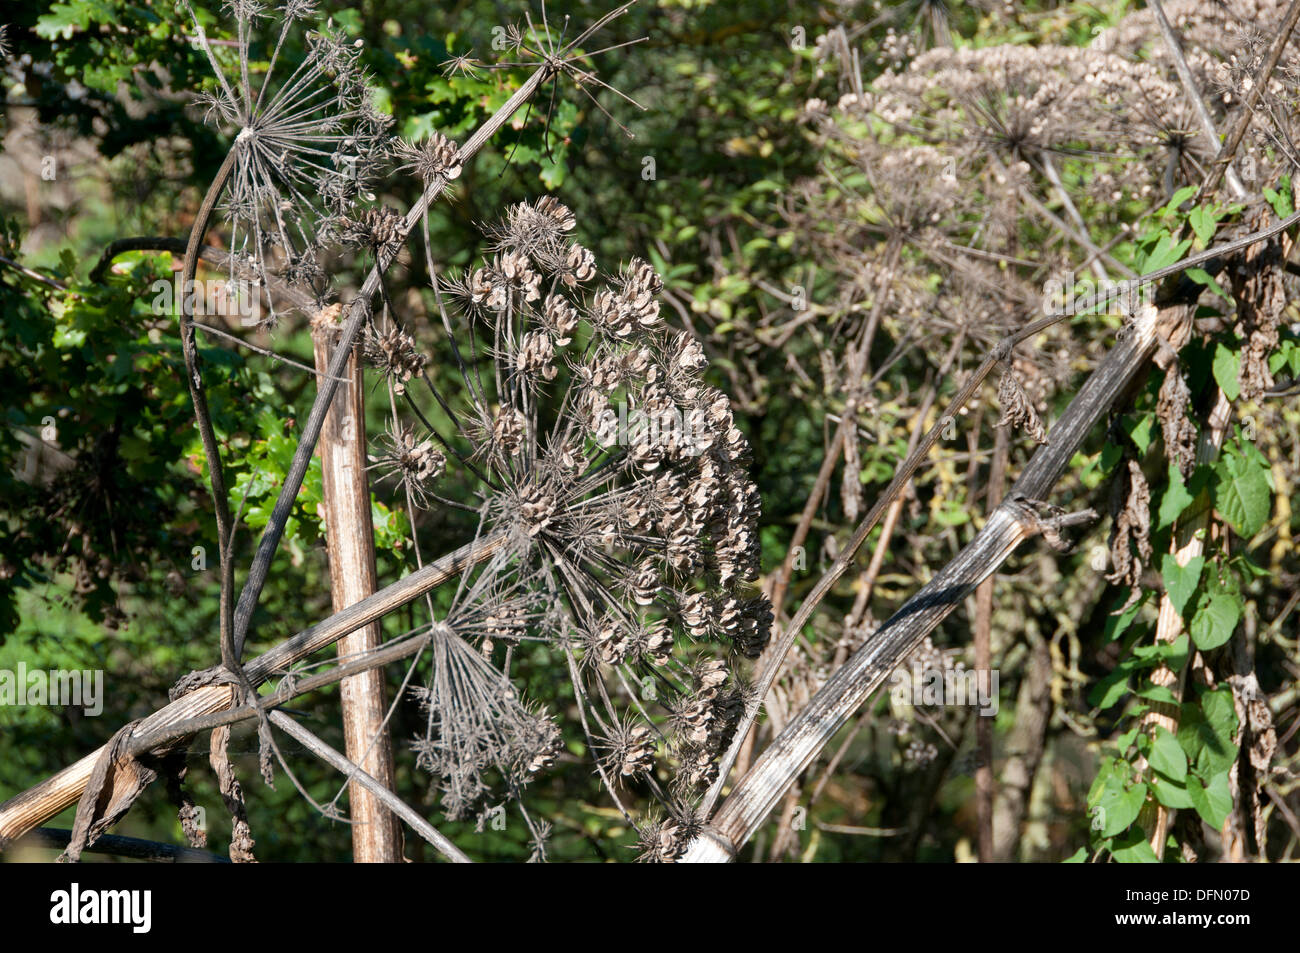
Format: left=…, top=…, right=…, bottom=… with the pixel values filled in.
left=195, top=322, right=350, bottom=381
left=269, top=710, right=471, bottom=862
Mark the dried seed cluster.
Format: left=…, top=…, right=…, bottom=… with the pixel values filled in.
left=363, top=322, right=427, bottom=394
left=396, top=197, right=773, bottom=832
left=185, top=2, right=392, bottom=325
left=391, top=131, right=463, bottom=184
left=373, top=424, right=445, bottom=506
left=411, top=621, right=561, bottom=821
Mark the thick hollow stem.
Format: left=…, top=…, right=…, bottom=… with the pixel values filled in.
left=683, top=303, right=1172, bottom=861
left=311, top=321, right=401, bottom=862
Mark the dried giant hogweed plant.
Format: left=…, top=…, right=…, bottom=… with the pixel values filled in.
left=371, top=196, right=772, bottom=855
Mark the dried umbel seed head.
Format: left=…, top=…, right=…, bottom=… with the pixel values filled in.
left=490, top=196, right=577, bottom=261
left=636, top=815, right=686, bottom=863
left=623, top=618, right=672, bottom=667
left=679, top=590, right=714, bottom=638
left=491, top=406, right=527, bottom=456
left=715, top=594, right=774, bottom=659
left=596, top=717, right=657, bottom=780
left=577, top=613, right=669, bottom=669
left=633, top=561, right=661, bottom=606
left=533, top=195, right=577, bottom=233
left=466, top=266, right=506, bottom=311
left=415, top=198, right=770, bottom=816
left=667, top=330, right=707, bottom=376
left=392, top=131, right=462, bottom=183
left=541, top=294, right=580, bottom=345
left=623, top=256, right=664, bottom=299
left=589, top=613, right=630, bottom=666
left=412, top=622, right=561, bottom=820
left=338, top=205, right=406, bottom=258
left=516, top=329, right=558, bottom=382
left=562, top=243, right=598, bottom=286
left=517, top=483, right=558, bottom=537
left=363, top=322, right=427, bottom=394
left=374, top=425, right=445, bottom=506
left=497, top=251, right=542, bottom=302
left=634, top=800, right=705, bottom=862
left=184, top=2, right=392, bottom=319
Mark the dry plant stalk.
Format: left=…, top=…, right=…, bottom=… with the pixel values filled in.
left=681, top=301, right=1180, bottom=861
left=312, top=309, right=401, bottom=863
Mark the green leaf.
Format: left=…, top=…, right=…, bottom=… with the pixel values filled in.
left=1151, top=773, right=1194, bottom=809
left=1178, top=690, right=1239, bottom=776
left=1062, top=847, right=1089, bottom=863
left=1111, top=828, right=1161, bottom=863
left=1149, top=727, right=1187, bottom=782
left=1189, top=591, right=1241, bottom=650
left=1264, top=176, right=1294, bottom=218
left=1091, top=669, right=1131, bottom=711
left=1187, top=772, right=1232, bottom=829
left=1141, top=235, right=1192, bottom=274
left=1136, top=684, right=1179, bottom=705
left=1188, top=207, right=1218, bottom=247
left=1214, top=449, right=1272, bottom=538
left=1125, top=413, right=1156, bottom=455
left=1163, top=633, right=1192, bottom=672
left=1201, top=687, right=1239, bottom=740
left=1157, top=463, right=1195, bottom=529
left=1104, top=596, right=1144, bottom=642
left=1161, top=186, right=1198, bottom=217
left=37, top=2, right=93, bottom=39
left=1099, top=781, right=1148, bottom=838
left=1116, top=730, right=1142, bottom=761
left=1100, top=441, right=1124, bottom=473
left=1186, top=268, right=1226, bottom=298
left=1161, top=553, right=1204, bottom=618
left=1212, top=342, right=1241, bottom=401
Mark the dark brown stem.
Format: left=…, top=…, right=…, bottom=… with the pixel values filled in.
left=180, top=147, right=240, bottom=669
left=13, top=828, right=229, bottom=863
left=973, top=422, right=1009, bottom=862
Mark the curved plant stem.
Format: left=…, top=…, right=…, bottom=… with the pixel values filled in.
left=180, top=146, right=240, bottom=668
